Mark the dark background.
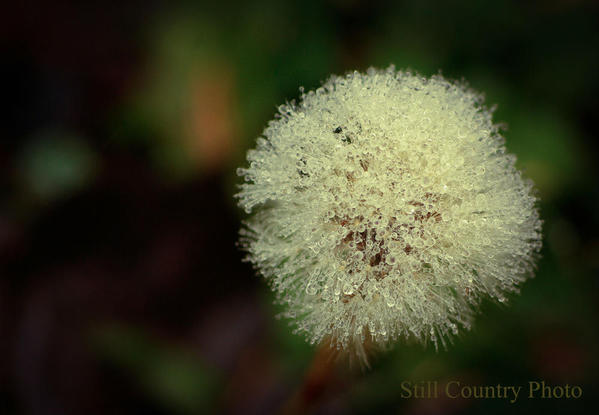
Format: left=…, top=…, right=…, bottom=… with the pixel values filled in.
left=2, top=1, right=598, bottom=414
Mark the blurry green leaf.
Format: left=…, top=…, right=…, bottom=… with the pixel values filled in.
left=90, top=324, right=221, bottom=414
left=18, top=132, right=97, bottom=201
left=114, top=13, right=231, bottom=180
left=260, top=291, right=313, bottom=375
left=463, top=72, right=586, bottom=201
left=501, top=108, right=584, bottom=200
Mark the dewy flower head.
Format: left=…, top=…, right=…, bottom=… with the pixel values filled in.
left=236, top=66, right=542, bottom=360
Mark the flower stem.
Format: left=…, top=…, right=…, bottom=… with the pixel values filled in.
left=280, top=342, right=341, bottom=414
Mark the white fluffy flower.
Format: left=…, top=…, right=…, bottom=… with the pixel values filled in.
left=236, top=66, right=542, bottom=358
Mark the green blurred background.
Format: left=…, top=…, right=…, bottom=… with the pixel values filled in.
left=2, top=0, right=598, bottom=414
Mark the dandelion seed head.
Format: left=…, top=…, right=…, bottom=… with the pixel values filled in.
left=236, top=66, right=542, bottom=354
